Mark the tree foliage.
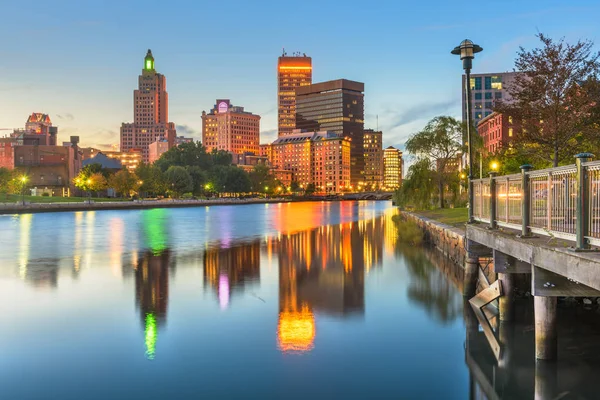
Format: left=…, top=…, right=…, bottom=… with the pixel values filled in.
left=155, top=141, right=212, bottom=171
left=88, top=172, right=108, bottom=194
left=136, top=163, right=166, bottom=197
left=164, top=166, right=193, bottom=198
left=405, top=116, right=464, bottom=208
left=394, top=159, right=437, bottom=209
left=496, top=33, right=600, bottom=167
left=109, top=169, right=139, bottom=198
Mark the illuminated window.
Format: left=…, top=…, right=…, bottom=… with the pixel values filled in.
left=508, top=128, right=513, bottom=137
left=491, top=76, right=502, bottom=90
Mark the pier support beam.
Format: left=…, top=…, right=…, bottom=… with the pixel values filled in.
left=498, top=273, right=515, bottom=321
left=534, top=361, right=558, bottom=400
left=534, top=296, right=557, bottom=360
left=463, top=255, right=479, bottom=298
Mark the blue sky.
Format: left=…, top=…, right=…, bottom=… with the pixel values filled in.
left=1, top=0, right=599, bottom=151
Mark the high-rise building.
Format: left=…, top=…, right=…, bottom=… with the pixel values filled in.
left=278, top=53, right=312, bottom=137
left=363, top=129, right=383, bottom=190
left=270, top=130, right=351, bottom=194
left=383, top=146, right=403, bottom=190
left=296, top=79, right=364, bottom=185
left=462, top=72, right=518, bottom=127
left=201, top=99, right=260, bottom=155
left=120, top=49, right=176, bottom=163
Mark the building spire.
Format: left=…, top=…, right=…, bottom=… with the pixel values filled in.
left=144, top=49, right=155, bottom=71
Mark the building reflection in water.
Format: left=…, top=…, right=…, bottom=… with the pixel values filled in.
left=203, top=241, right=261, bottom=310
left=134, top=208, right=173, bottom=360
left=274, top=218, right=384, bottom=353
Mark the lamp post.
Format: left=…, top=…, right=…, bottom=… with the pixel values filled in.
left=20, top=176, right=28, bottom=205
left=452, top=39, right=483, bottom=223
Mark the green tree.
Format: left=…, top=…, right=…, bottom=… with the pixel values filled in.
left=210, top=149, right=233, bottom=167
left=0, top=168, right=14, bottom=200
left=208, top=165, right=251, bottom=193
left=304, top=183, right=316, bottom=196
left=394, top=158, right=436, bottom=209
left=405, top=116, right=463, bottom=208
left=185, top=166, right=208, bottom=195
left=88, top=172, right=108, bottom=196
left=164, top=166, right=193, bottom=198
left=109, top=169, right=139, bottom=198
left=248, top=164, right=278, bottom=193
left=496, top=33, right=600, bottom=167
left=290, top=180, right=300, bottom=193
left=136, top=163, right=166, bottom=197
left=155, top=142, right=212, bottom=171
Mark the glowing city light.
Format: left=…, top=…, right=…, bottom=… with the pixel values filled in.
left=277, top=305, right=315, bottom=353
left=145, top=313, right=157, bottom=360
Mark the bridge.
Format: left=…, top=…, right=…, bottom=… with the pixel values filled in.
left=463, top=153, right=600, bottom=366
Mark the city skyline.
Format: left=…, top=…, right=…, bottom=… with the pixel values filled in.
left=2, top=1, right=598, bottom=154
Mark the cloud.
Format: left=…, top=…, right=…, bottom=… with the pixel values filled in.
left=175, top=124, right=200, bottom=138
left=260, top=129, right=277, bottom=143
left=387, top=100, right=457, bottom=130
left=56, top=113, right=75, bottom=121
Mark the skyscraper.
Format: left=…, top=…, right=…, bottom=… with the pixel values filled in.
left=383, top=146, right=403, bottom=190
left=363, top=129, right=383, bottom=190
left=201, top=99, right=260, bottom=155
left=278, top=53, right=312, bottom=137
left=120, top=49, right=176, bottom=163
left=296, top=79, right=365, bottom=185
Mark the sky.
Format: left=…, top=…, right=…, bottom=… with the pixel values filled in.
left=1, top=0, right=599, bottom=153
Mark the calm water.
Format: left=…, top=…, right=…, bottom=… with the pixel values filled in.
left=1, top=201, right=599, bottom=399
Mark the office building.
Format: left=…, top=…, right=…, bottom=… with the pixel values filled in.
left=120, top=49, right=177, bottom=163
left=462, top=72, right=518, bottom=126
left=201, top=99, right=260, bottom=155
left=104, top=149, right=142, bottom=171
left=270, top=130, right=350, bottom=193
left=278, top=52, right=312, bottom=136
left=296, top=79, right=364, bottom=185
left=148, top=139, right=170, bottom=164
left=477, top=112, right=518, bottom=154
left=383, top=146, right=403, bottom=190
left=363, top=129, right=383, bottom=190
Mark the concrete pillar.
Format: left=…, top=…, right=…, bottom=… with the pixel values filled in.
left=534, top=296, right=557, bottom=360
left=498, top=273, right=515, bottom=321
left=463, top=255, right=479, bottom=298
left=534, top=360, right=558, bottom=400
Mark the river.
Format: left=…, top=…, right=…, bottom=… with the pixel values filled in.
left=0, top=201, right=598, bottom=399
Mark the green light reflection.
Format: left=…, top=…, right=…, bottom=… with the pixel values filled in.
left=145, top=312, right=157, bottom=360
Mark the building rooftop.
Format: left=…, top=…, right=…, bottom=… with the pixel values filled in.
left=82, top=152, right=123, bottom=170
left=271, top=130, right=342, bottom=145
left=296, top=79, right=364, bottom=96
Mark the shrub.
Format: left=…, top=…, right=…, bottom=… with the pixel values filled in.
left=41, top=192, right=50, bottom=197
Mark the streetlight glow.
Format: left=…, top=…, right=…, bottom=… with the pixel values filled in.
left=490, top=161, right=499, bottom=171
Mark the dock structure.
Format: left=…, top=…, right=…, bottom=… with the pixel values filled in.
left=464, top=154, right=600, bottom=362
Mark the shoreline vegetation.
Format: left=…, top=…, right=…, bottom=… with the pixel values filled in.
left=0, top=196, right=390, bottom=215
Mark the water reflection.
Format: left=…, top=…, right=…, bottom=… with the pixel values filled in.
left=135, top=249, right=173, bottom=359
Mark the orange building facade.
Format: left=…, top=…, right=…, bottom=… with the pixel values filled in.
left=201, top=99, right=260, bottom=156
left=270, top=130, right=350, bottom=193
left=277, top=54, right=312, bottom=137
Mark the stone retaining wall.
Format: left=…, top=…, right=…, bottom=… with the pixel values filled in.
left=401, top=211, right=467, bottom=268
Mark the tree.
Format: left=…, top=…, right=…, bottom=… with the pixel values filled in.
left=0, top=168, right=14, bottom=200
left=210, top=149, right=233, bottom=167
left=405, top=116, right=463, bottom=208
left=394, top=159, right=436, bottom=209
left=88, top=172, right=108, bottom=196
left=208, top=165, right=251, bottom=194
left=109, top=169, right=139, bottom=198
left=248, top=164, right=278, bottom=193
left=164, top=166, right=193, bottom=198
left=496, top=33, right=600, bottom=167
left=136, top=163, right=166, bottom=197
left=290, top=180, right=300, bottom=193
left=304, top=183, right=316, bottom=196
left=155, top=142, right=212, bottom=171
left=185, top=166, right=208, bottom=195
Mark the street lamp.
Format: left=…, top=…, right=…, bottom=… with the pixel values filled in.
left=490, top=161, right=499, bottom=171
left=452, top=39, right=483, bottom=223
left=20, top=176, right=28, bottom=205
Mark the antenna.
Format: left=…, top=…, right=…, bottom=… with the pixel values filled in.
left=376, top=115, right=379, bottom=131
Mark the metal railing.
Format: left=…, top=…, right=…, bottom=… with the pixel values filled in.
left=472, top=153, right=600, bottom=250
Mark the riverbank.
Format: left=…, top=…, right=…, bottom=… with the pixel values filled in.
left=0, top=196, right=390, bottom=215
left=0, top=197, right=292, bottom=214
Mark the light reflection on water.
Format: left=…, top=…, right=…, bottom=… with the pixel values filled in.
left=2, top=201, right=599, bottom=399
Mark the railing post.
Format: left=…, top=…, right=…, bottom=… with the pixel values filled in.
left=520, top=164, right=533, bottom=237
left=575, top=153, right=594, bottom=251
left=489, top=171, right=498, bottom=229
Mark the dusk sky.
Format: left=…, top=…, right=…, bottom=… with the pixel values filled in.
left=1, top=0, right=599, bottom=152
